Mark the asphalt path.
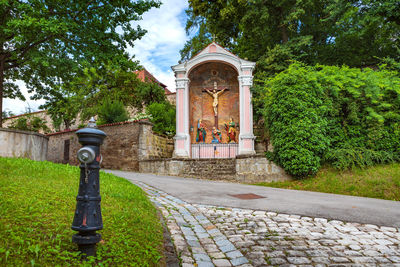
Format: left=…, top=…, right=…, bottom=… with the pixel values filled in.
left=105, top=170, right=400, bottom=228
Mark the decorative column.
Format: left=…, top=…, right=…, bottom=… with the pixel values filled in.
left=173, top=72, right=190, bottom=158
left=238, top=69, right=256, bottom=155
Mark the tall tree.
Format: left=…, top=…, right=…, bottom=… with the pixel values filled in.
left=0, top=0, right=160, bottom=126
left=182, top=0, right=399, bottom=75
left=42, top=63, right=167, bottom=129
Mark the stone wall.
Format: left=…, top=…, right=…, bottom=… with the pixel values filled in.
left=47, top=121, right=173, bottom=171
left=236, top=155, right=290, bottom=183
left=0, top=128, right=48, bottom=161
left=140, top=158, right=237, bottom=180
left=139, top=156, right=291, bottom=183
left=138, top=123, right=174, bottom=160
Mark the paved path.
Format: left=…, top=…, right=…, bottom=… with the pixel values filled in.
left=132, top=181, right=400, bottom=266
left=106, top=171, right=400, bottom=227
left=107, top=171, right=400, bottom=266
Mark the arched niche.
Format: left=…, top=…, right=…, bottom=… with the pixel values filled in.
left=188, top=61, right=239, bottom=144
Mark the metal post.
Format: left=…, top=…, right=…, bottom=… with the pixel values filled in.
left=72, top=118, right=107, bottom=259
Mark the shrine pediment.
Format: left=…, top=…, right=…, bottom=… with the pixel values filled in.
left=172, top=42, right=255, bottom=75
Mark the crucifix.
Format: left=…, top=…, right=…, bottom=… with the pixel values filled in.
left=202, top=81, right=229, bottom=128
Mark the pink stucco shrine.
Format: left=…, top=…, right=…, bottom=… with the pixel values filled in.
left=172, top=42, right=256, bottom=158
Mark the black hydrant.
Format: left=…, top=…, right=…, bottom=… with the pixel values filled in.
left=72, top=118, right=106, bottom=258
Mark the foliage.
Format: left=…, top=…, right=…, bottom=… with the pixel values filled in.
left=146, top=102, right=176, bottom=137
left=263, top=64, right=329, bottom=177
left=254, top=163, right=400, bottom=201
left=0, top=157, right=164, bottom=266
left=97, top=98, right=129, bottom=125
left=0, top=0, right=160, bottom=126
left=182, top=0, right=400, bottom=75
left=263, top=63, right=400, bottom=177
left=9, top=115, right=50, bottom=133
left=1, top=109, right=14, bottom=119
left=129, top=112, right=153, bottom=122
left=44, top=89, right=81, bottom=131
left=43, top=64, right=167, bottom=128
left=133, top=79, right=167, bottom=109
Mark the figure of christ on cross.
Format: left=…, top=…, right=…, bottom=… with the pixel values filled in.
left=202, top=81, right=229, bottom=128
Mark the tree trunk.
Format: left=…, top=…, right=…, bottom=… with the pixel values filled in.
left=280, top=25, right=289, bottom=43
left=277, top=7, right=289, bottom=44
left=0, top=56, right=4, bottom=128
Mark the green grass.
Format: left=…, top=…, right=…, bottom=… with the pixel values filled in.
left=255, top=163, right=400, bottom=201
left=0, top=157, right=164, bottom=266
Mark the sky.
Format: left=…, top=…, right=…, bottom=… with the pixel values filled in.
left=3, top=0, right=189, bottom=116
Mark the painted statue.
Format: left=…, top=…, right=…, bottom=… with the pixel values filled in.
left=196, top=119, right=207, bottom=143
left=205, top=81, right=227, bottom=116
left=225, top=117, right=237, bottom=143
left=211, top=127, right=222, bottom=143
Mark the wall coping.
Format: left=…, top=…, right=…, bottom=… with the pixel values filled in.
left=235, top=154, right=265, bottom=159
left=139, top=154, right=267, bottom=162
left=139, top=158, right=236, bottom=163
left=3, top=110, right=47, bottom=120
left=0, top=127, right=49, bottom=139
left=46, top=120, right=154, bottom=137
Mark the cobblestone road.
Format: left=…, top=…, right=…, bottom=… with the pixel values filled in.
left=135, top=181, right=400, bottom=267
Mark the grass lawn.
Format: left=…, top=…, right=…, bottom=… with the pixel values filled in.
left=255, top=163, right=400, bottom=201
left=0, top=157, right=164, bottom=266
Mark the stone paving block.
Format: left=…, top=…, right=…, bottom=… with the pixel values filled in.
left=351, top=256, right=376, bottom=263
left=204, top=244, right=219, bottom=253
left=375, top=257, right=392, bottom=263
left=192, top=247, right=207, bottom=254
left=194, top=253, right=211, bottom=262
left=199, top=237, right=214, bottom=245
left=287, top=257, right=312, bottom=264
left=197, top=261, right=214, bottom=267
left=197, top=232, right=210, bottom=239
left=213, top=259, right=232, bottom=267
left=215, top=239, right=233, bottom=248
left=230, top=257, right=248, bottom=266
left=389, top=256, right=400, bottom=263
left=267, top=250, right=285, bottom=257
left=209, top=252, right=226, bottom=259
left=310, top=256, right=330, bottom=264
left=181, top=256, right=195, bottom=264
left=186, top=235, right=198, bottom=241
left=219, top=243, right=236, bottom=253
left=306, top=250, right=329, bottom=257
left=287, top=250, right=307, bottom=257
left=225, top=250, right=243, bottom=259
left=330, top=256, right=351, bottom=263
left=268, top=257, right=287, bottom=265
left=187, top=240, right=201, bottom=247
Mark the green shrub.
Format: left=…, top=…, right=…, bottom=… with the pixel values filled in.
left=263, top=64, right=329, bottom=177
left=262, top=62, right=400, bottom=177
left=146, top=102, right=176, bottom=137
left=97, top=98, right=129, bottom=125
left=9, top=116, right=50, bottom=133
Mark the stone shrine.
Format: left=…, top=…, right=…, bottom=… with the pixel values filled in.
left=172, top=42, right=256, bottom=158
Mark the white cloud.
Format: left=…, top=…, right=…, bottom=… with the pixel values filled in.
left=3, top=81, right=45, bottom=115
left=3, top=0, right=188, bottom=115
left=127, top=0, right=189, bottom=91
